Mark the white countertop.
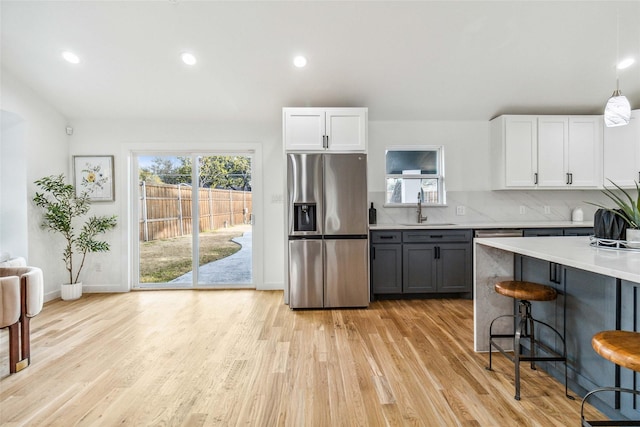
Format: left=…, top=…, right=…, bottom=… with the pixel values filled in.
left=475, top=236, right=640, bottom=283
left=370, top=221, right=593, bottom=230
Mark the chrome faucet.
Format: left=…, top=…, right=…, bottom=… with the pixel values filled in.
left=416, top=192, right=428, bottom=223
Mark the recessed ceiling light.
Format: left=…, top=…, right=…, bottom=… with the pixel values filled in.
left=62, top=51, right=80, bottom=64
left=617, top=57, right=635, bottom=70
left=293, top=55, right=307, bottom=68
left=181, top=52, right=197, bottom=66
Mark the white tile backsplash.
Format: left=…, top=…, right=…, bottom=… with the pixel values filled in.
left=368, top=189, right=613, bottom=225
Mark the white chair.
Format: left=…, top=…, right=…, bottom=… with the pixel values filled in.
left=0, top=275, right=21, bottom=373
left=0, top=267, right=44, bottom=372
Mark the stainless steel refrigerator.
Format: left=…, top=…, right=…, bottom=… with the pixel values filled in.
left=287, top=153, right=369, bottom=308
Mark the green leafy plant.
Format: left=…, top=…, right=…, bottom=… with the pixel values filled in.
left=33, top=174, right=117, bottom=284
left=588, top=180, right=640, bottom=229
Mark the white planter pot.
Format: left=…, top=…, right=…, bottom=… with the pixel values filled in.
left=61, top=282, right=82, bottom=300
left=626, top=229, right=640, bottom=249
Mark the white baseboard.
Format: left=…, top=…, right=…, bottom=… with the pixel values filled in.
left=258, top=282, right=284, bottom=291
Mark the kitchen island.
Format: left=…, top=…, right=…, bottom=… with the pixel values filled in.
left=474, top=236, right=640, bottom=419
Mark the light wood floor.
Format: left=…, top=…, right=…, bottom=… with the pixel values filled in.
left=0, top=291, right=602, bottom=426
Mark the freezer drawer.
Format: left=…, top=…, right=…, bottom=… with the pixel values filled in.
left=324, top=239, right=369, bottom=308
left=289, top=239, right=323, bottom=308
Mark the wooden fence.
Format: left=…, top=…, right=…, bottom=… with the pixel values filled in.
left=139, top=182, right=252, bottom=241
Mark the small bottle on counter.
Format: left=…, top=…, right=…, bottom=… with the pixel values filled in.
left=369, top=202, right=377, bottom=225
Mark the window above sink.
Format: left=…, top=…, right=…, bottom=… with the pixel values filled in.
left=384, top=146, right=446, bottom=206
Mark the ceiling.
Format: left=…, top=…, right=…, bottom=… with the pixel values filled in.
left=2, top=1, right=640, bottom=123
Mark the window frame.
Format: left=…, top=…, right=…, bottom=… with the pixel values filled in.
left=383, top=145, right=446, bottom=207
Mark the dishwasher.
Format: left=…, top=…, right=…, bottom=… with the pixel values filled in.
left=474, top=229, right=524, bottom=238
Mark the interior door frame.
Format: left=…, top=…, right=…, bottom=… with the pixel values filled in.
left=125, top=143, right=262, bottom=290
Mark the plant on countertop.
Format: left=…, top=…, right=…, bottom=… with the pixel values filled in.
left=587, top=179, right=640, bottom=230
left=33, top=174, right=117, bottom=284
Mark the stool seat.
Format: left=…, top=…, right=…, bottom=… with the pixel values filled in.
left=495, top=280, right=557, bottom=301
left=592, top=331, right=640, bottom=373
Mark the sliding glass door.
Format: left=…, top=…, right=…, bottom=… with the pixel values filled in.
left=135, top=152, right=253, bottom=289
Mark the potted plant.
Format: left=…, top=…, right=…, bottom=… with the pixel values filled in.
left=33, top=174, right=117, bottom=300
left=589, top=180, right=640, bottom=248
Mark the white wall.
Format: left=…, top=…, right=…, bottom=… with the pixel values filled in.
left=68, top=118, right=285, bottom=292
left=1, top=69, right=70, bottom=300
left=368, top=120, right=491, bottom=193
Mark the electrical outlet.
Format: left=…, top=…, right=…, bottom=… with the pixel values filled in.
left=456, top=206, right=466, bottom=216
left=544, top=206, right=551, bottom=215
left=95, top=263, right=102, bottom=272
left=519, top=206, right=526, bottom=215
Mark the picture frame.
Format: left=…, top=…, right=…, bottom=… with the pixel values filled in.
left=73, top=155, right=115, bottom=202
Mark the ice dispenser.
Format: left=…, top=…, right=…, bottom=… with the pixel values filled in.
left=294, top=203, right=317, bottom=232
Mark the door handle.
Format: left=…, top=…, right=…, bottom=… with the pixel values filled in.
left=534, top=173, right=538, bottom=185
left=566, top=173, right=570, bottom=185
left=569, top=173, right=573, bottom=185
left=372, top=247, right=376, bottom=259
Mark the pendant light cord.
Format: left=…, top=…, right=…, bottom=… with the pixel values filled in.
left=616, top=9, right=620, bottom=92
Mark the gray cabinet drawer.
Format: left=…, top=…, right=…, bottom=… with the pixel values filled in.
left=402, top=229, right=472, bottom=243
left=371, top=231, right=402, bottom=243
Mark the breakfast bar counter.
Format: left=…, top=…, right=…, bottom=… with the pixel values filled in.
left=474, top=236, right=640, bottom=418
left=474, top=236, right=640, bottom=351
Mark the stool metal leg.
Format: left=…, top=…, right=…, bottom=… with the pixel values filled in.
left=581, top=386, right=640, bottom=426
left=514, top=313, right=527, bottom=400
left=487, top=300, right=572, bottom=401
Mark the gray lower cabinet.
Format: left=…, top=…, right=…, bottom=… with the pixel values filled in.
left=370, top=229, right=472, bottom=298
left=404, top=242, right=472, bottom=293
left=620, top=280, right=640, bottom=420
left=403, top=244, right=436, bottom=293
left=516, top=254, right=623, bottom=418
left=523, top=227, right=593, bottom=237
left=370, top=231, right=402, bottom=295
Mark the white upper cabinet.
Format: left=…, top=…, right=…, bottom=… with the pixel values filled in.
left=491, top=115, right=602, bottom=190
left=567, top=116, right=602, bottom=188
left=283, top=108, right=367, bottom=152
left=603, top=110, right=640, bottom=188
left=537, top=116, right=568, bottom=187
left=495, top=115, right=538, bottom=188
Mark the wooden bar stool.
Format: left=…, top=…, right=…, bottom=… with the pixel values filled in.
left=581, top=331, right=640, bottom=426
left=486, top=280, right=572, bottom=400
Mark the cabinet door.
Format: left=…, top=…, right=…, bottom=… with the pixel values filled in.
left=504, top=116, right=538, bottom=187
left=437, top=243, right=471, bottom=292
left=523, top=228, right=563, bottom=237
left=283, top=108, right=325, bottom=150
left=537, top=116, right=568, bottom=187
left=563, top=227, right=593, bottom=236
left=517, top=256, right=617, bottom=411
left=371, top=244, right=402, bottom=294
left=325, top=108, right=367, bottom=151
left=563, top=266, right=617, bottom=408
left=620, top=280, right=640, bottom=420
left=567, top=116, right=602, bottom=188
left=403, top=244, right=437, bottom=293
left=603, top=110, right=640, bottom=188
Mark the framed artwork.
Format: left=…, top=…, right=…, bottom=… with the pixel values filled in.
left=73, top=155, right=115, bottom=201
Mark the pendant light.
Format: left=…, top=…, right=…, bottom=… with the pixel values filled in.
left=604, top=11, right=631, bottom=127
